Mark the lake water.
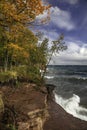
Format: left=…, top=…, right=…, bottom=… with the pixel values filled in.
left=45, top=65, right=87, bottom=121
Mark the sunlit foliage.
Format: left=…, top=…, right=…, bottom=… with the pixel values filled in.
left=0, top=0, right=66, bottom=85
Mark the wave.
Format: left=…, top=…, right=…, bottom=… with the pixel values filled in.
left=44, top=76, right=54, bottom=79
left=54, top=92, right=87, bottom=121
left=63, top=76, right=87, bottom=82
left=68, top=75, right=87, bottom=80
left=66, top=76, right=87, bottom=83
left=45, top=73, right=87, bottom=81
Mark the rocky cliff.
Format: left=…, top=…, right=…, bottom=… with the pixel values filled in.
left=0, top=83, right=49, bottom=130
left=1, top=83, right=87, bottom=130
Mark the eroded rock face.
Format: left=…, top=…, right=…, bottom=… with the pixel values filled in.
left=0, top=84, right=49, bottom=130
left=18, top=108, right=49, bottom=130
left=0, top=92, right=4, bottom=123
left=0, top=92, right=4, bottom=113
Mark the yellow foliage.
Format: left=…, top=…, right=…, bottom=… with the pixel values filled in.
left=9, top=71, right=17, bottom=78
left=7, top=43, right=23, bottom=51
left=0, top=0, right=51, bottom=75
left=0, top=0, right=50, bottom=26
left=23, top=51, right=29, bottom=58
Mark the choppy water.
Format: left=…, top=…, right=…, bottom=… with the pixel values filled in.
left=45, top=65, right=87, bottom=121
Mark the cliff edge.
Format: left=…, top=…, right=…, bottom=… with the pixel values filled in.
left=0, top=83, right=87, bottom=130
left=0, top=83, right=49, bottom=130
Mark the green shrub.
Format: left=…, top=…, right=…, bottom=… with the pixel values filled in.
left=13, top=65, right=27, bottom=78
left=0, top=65, right=42, bottom=85
left=0, top=71, right=17, bottom=83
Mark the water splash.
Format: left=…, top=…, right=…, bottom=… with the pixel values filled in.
left=54, top=92, right=87, bottom=121
left=44, top=76, right=54, bottom=79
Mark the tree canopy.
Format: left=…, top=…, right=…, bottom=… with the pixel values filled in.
left=0, top=0, right=67, bottom=85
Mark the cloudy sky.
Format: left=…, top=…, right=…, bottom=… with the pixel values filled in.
left=36, top=0, right=87, bottom=65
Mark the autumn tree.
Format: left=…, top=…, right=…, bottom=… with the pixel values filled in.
left=0, top=0, right=50, bottom=68
left=0, top=0, right=50, bottom=83
left=0, top=0, right=67, bottom=85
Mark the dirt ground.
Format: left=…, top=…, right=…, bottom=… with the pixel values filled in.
left=0, top=83, right=47, bottom=130
left=0, top=83, right=87, bottom=130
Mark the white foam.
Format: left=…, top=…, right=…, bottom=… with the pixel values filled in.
left=73, top=76, right=87, bottom=80
left=44, top=76, right=54, bottom=79
left=54, top=92, right=87, bottom=121
left=77, top=77, right=87, bottom=80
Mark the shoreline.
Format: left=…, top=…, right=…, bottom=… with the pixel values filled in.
left=0, top=83, right=87, bottom=130
left=0, top=83, right=49, bottom=130
left=44, top=91, right=87, bottom=130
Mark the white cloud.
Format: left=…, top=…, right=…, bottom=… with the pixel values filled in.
left=36, top=10, right=48, bottom=20
left=50, top=7, right=75, bottom=30
left=50, top=41, right=87, bottom=65
left=36, top=7, right=75, bottom=30
left=39, top=28, right=59, bottom=40
left=36, top=7, right=75, bottom=31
